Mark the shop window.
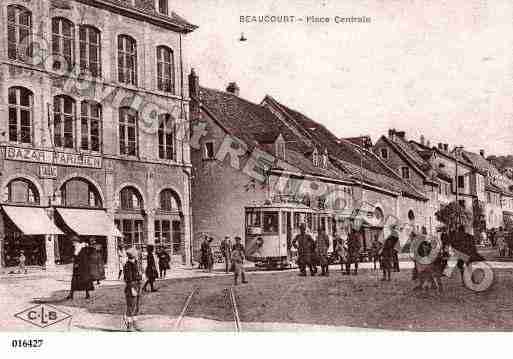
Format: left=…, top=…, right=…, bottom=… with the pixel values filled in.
left=157, top=46, right=174, bottom=93
left=79, top=25, right=101, bottom=77
left=5, top=179, right=39, bottom=204
left=119, top=107, right=138, bottom=156
left=80, top=101, right=101, bottom=152
left=120, top=186, right=143, bottom=210
left=8, top=87, right=33, bottom=144
left=155, top=219, right=171, bottom=251
left=115, top=219, right=144, bottom=252
left=7, top=5, right=32, bottom=61
left=61, top=178, right=102, bottom=208
left=118, top=35, right=137, bottom=85
left=52, top=17, right=75, bottom=71
left=159, top=189, right=180, bottom=211
left=53, top=95, right=75, bottom=148
left=158, top=114, right=174, bottom=159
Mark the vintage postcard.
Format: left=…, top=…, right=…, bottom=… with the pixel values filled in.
left=0, top=0, right=512, bottom=345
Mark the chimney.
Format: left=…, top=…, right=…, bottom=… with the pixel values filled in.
left=443, top=143, right=448, bottom=152
left=396, top=131, right=405, bottom=139
left=388, top=129, right=395, bottom=140
left=226, top=82, right=240, bottom=96
left=480, top=149, right=485, bottom=157
left=188, top=68, right=199, bottom=99
left=438, top=143, right=443, bottom=150
left=426, top=140, right=430, bottom=147
left=420, top=135, right=425, bottom=146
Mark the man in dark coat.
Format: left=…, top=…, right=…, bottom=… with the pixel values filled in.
left=124, top=248, right=142, bottom=331
left=66, top=237, right=93, bottom=300
left=142, top=245, right=159, bottom=292
left=88, top=237, right=105, bottom=285
left=451, top=225, right=485, bottom=284
left=292, top=223, right=316, bottom=276
left=157, top=247, right=171, bottom=279
left=316, top=229, right=330, bottom=276
left=380, top=227, right=399, bottom=281
left=345, top=229, right=362, bottom=275
left=220, top=236, right=232, bottom=273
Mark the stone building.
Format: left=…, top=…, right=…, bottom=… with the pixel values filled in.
left=0, top=0, right=196, bottom=276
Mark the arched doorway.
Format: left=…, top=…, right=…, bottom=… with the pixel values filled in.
left=155, top=189, right=183, bottom=260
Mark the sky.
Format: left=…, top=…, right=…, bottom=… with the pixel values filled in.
left=172, top=0, right=513, bottom=156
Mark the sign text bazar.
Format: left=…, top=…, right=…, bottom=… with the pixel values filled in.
left=5, top=146, right=102, bottom=169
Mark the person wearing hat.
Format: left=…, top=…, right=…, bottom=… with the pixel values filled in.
left=142, top=244, right=159, bottom=292
left=124, top=247, right=142, bottom=331
left=66, top=236, right=94, bottom=300
left=220, top=235, right=232, bottom=273
left=17, top=250, right=27, bottom=274
left=292, top=223, right=316, bottom=276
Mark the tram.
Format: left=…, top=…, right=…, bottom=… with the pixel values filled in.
left=244, top=202, right=337, bottom=269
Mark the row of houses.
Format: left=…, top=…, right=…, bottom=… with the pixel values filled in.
left=189, top=73, right=513, bottom=255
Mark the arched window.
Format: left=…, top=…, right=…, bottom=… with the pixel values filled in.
left=5, top=178, right=39, bottom=204
left=156, top=46, right=174, bottom=93
left=118, top=35, right=137, bottom=85
left=52, top=17, right=75, bottom=71
left=53, top=95, right=75, bottom=148
left=80, top=101, right=101, bottom=152
left=60, top=178, right=102, bottom=208
left=120, top=187, right=143, bottom=210
left=119, top=107, right=138, bottom=156
left=8, top=87, right=33, bottom=144
left=158, top=113, right=174, bottom=159
left=7, top=5, right=32, bottom=61
left=159, top=189, right=181, bottom=211
left=79, top=25, right=101, bottom=77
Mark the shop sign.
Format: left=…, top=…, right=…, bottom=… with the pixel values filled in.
left=39, top=165, right=58, bottom=179
left=5, top=146, right=102, bottom=169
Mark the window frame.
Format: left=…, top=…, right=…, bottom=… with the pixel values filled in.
left=157, top=0, right=169, bottom=15
left=118, top=35, right=138, bottom=86
left=80, top=101, right=102, bottom=152
left=401, top=166, right=410, bottom=180
left=203, top=141, right=215, bottom=160
left=380, top=148, right=388, bottom=159
left=53, top=95, right=76, bottom=149
left=79, top=25, right=101, bottom=78
left=158, top=114, right=174, bottom=160
left=51, top=17, right=75, bottom=71
left=8, top=87, right=33, bottom=144
left=6, top=178, right=39, bottom=204
left=119, top=107, right=139, bottom=156
left=156, top=46, right=175, bottom=93
left=7, top=5, right=32, bottom=62
left=120, top=187, right=143, bottom=211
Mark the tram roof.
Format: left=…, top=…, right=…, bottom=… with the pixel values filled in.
left=245, top=203, right=316, bottom=211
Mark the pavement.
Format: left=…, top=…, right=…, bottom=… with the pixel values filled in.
left=2, top=258, right=513, bottom=332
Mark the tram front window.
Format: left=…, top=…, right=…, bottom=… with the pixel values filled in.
left=246, top=211, right=261, bottom=227
left=262, top=212, right=279, bottom=234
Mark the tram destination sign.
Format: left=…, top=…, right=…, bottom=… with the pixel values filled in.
left=4, top=146, right=102, bottom=169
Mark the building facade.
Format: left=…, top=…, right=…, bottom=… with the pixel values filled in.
left=0, top=0, right=196, bottom=276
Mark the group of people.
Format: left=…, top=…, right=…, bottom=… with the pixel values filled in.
left=201, top=235, right=248, bottom=285
left=66, top=236, right=106, bottom=300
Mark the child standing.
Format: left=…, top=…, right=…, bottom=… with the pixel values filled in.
left=231, top=237, right=248, bottom=285
left=18, top=250, right=27, bottom=274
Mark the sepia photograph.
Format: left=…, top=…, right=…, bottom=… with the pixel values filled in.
left=0, top=1, right=512, bottom=350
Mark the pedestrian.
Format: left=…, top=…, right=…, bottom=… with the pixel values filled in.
left=334, top=228, right=348, bottom=273
left=369, top=235, right=382, bottom=271
left=231, top=236, right=248, bottom=285
left=451, top=225, right=485, bottom=285
left=380, top=226, right=399, bottom=281
left=18, top=250, right=27, bottom=274
left=88, top=237, right=105, bottom=286
left=220, top=236, right=232, bottom=273
left=142, top=244, right=159, bottom=292
left=118, top=244, right=128, bottom=280
left=200, top=236, right=213, bottom=272
left=316, top=228, right=330, bottom=276
left=66, top=237, right=94, bottom=300
left=346, top=228, right=362, bottom=275
left=124, top=247, right=142, bottom=331
left=292, top=223, right=316, bottom=276
left=157, top=247, right=171, bottom=279
left=206, top=237, right=214, bottom=272
left=412, top=236, right=444, bottom=293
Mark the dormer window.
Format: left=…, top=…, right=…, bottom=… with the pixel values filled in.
left=157, top=0, right=168, bottom=15
left=312, top=148, right=319, bottom=167
left=274, top=135, right=286, bottom=160
left=380, top=148, right=388, bottom=159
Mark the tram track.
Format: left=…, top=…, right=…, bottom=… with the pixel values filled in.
left=174, top=286, right=241, bottom=332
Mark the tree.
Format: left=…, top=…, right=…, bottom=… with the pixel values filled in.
left=435, top=201, right=472, bottom=232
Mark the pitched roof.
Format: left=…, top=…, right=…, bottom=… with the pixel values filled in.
left=264, top=96, right=426, bottom=200
left=197, top=87, right=350, bottom=180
